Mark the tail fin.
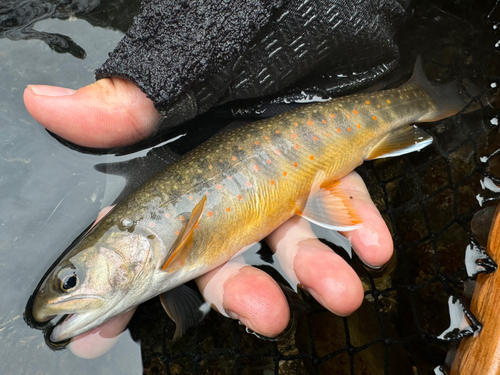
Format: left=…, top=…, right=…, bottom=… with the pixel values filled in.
left=405, top=56, right=485, bottom=122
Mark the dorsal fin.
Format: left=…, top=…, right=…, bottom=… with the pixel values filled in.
left=161, top=196, right=207, bottom=273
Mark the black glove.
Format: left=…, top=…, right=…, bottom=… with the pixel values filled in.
left=95, top=0, right=410, bottom=132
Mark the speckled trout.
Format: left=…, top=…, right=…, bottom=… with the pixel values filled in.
left=29, top=58, right=479, bottom=342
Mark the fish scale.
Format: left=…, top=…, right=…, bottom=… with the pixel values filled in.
left=30, top=58, right=480, bottom=342
left=98, top=84, right=443, bottom=273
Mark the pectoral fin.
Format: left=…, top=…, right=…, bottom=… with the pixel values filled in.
left=297, top=173, right=363, bottom=231
left=161, top=196, right=207, bottom=272
left=160, top=284, right=210, bottom=340
left=367, top=125, right=433, bottom=160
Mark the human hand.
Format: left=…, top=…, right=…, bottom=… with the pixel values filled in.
left=24, top=79, right=393, bottom=359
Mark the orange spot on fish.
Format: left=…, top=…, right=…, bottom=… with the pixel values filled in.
left=189, top=195, right=193, bottom=200
left=208, top=165, right=213, bottom=170
left=346, top=114, right=350, bottom=119
left=330, top=114, right=336, bottom=118
left=254, top=165, right=260, bottom=171
left=219, top=159, right=223, bottom=163
left=195, top=224, right=200, bottom=229
left=366, top=100, right=370, bottom=104
left=179, top=215, right=184, bottom=221
left=294, top=144, right=300, bottom=150
left=266, top=159, right=272, bottom=164
left=387, top=100, right=391, bottom=104
left=310, top=155, right=314, bottom=160
left=216, top=184, right=222, bottom=190
left=291, top=133, right=297, bottom=139
left=293, top=162, right=298, bottom=168
left=226, top=207, right=231, bottom=212
left=353, top=110, right=358, bottom=115
left=276, top=130, right=280, bottom=134
left=336, top=128, right=341, bottom=133
left=165, top=213, right=170, bottom=218
left=238, top=147, right=242, bottom=151
left=294, top=122, right=298, bottom=126
left=283, top=171, right=288, bottom=176
left=237, top=195, right=243, bottom=200
left=207, top=211, right=213, bottom=217
left=232, top=156, right=236, bottom=161
left=322, top=119, right=327, bottom=124
left=372, top=116, right=377, bottom=121
left=270, top=180, right=275, bottom=185
left=246, top=181, right=252, bottom=187
left=205, top=191, right=210, bottom=196
left=254, top=141, right=259, bottom=145
left=326, top=132, right=331, bottom=137
left=356, top=124, right=361, bottom=129
left=227, top=175, right=232, bottom=180
left=264, top=136, right=269, bottom=140
left=150, top=222, right=155, bottom=228
left=274, top=149, right=281, bottom=155
left=307, top=120, right=313, bottom=126
left=175, top=230, right=180, bottom=235
left=313, top=136, right=318, bottom=141
left=347, top=127, right=352, bottom=132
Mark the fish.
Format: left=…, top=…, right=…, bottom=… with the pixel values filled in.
left=28, top=57, right=481, bottom=342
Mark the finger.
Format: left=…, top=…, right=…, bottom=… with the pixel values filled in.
left=23, top=78, right=161, bottom=148
left=68, top=307, right=137, bottom=359
left=338, top=171, right=393, bottom=268
left=267, top=216, right=364, bottom=316
left=196, top=255, right=289, bottom=337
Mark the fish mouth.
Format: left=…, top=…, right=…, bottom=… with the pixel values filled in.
left=48, top=296, right=111, bottom=342
left=50, top=312, right=87, bottom=342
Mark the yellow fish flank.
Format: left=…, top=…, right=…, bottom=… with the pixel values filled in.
left=29, top=59, right=479, bottom=342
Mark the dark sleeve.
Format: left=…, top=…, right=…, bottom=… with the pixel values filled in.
left=96, top=0, right=410, bottom=130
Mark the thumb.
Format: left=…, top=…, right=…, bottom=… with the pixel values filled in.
left=24, top=78, right=161, bottom=148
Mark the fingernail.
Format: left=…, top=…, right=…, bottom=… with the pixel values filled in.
left=365, top=263, right=383, bottom=270
left=225, top=310, right=257, bottom=332
left=237, top=316, right=257, bottom=333
left=28, top=85, right=76, bottom=97
left=225, top=310, right=239, bottom=320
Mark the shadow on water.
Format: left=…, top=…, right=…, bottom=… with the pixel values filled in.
left=0, top=0, right=140, bottom=58
left=1, top=0, right=500, bottom=374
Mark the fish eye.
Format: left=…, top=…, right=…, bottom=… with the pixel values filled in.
left=61, top=273, right=78, bottom=290
left=55, top=267, right=81, bottom=292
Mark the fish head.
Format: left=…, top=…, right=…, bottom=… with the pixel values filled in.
left=31, top=223, right=164, bottom=342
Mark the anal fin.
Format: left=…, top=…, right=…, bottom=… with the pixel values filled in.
left=297, top=172, right=363, bottom=232
left=161, top=196, right=207, bottom=272
left=367, top=125, right=433, bottom=160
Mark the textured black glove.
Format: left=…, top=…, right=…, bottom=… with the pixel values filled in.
left=96, top=0, right=410, bottom=132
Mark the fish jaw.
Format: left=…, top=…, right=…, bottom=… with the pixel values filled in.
left=48, top=300, right=120, bottom=342
left=32, top=293, right=105, bottom=322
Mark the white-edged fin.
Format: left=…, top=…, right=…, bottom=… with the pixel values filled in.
left=367, top=125, right=433, bottom=160
left=297, top=172, right=363, bottom=232
left=160, top=284, right=209, bottom=340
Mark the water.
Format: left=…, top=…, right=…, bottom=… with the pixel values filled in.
left=0, top=14, right=144, bottom=375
